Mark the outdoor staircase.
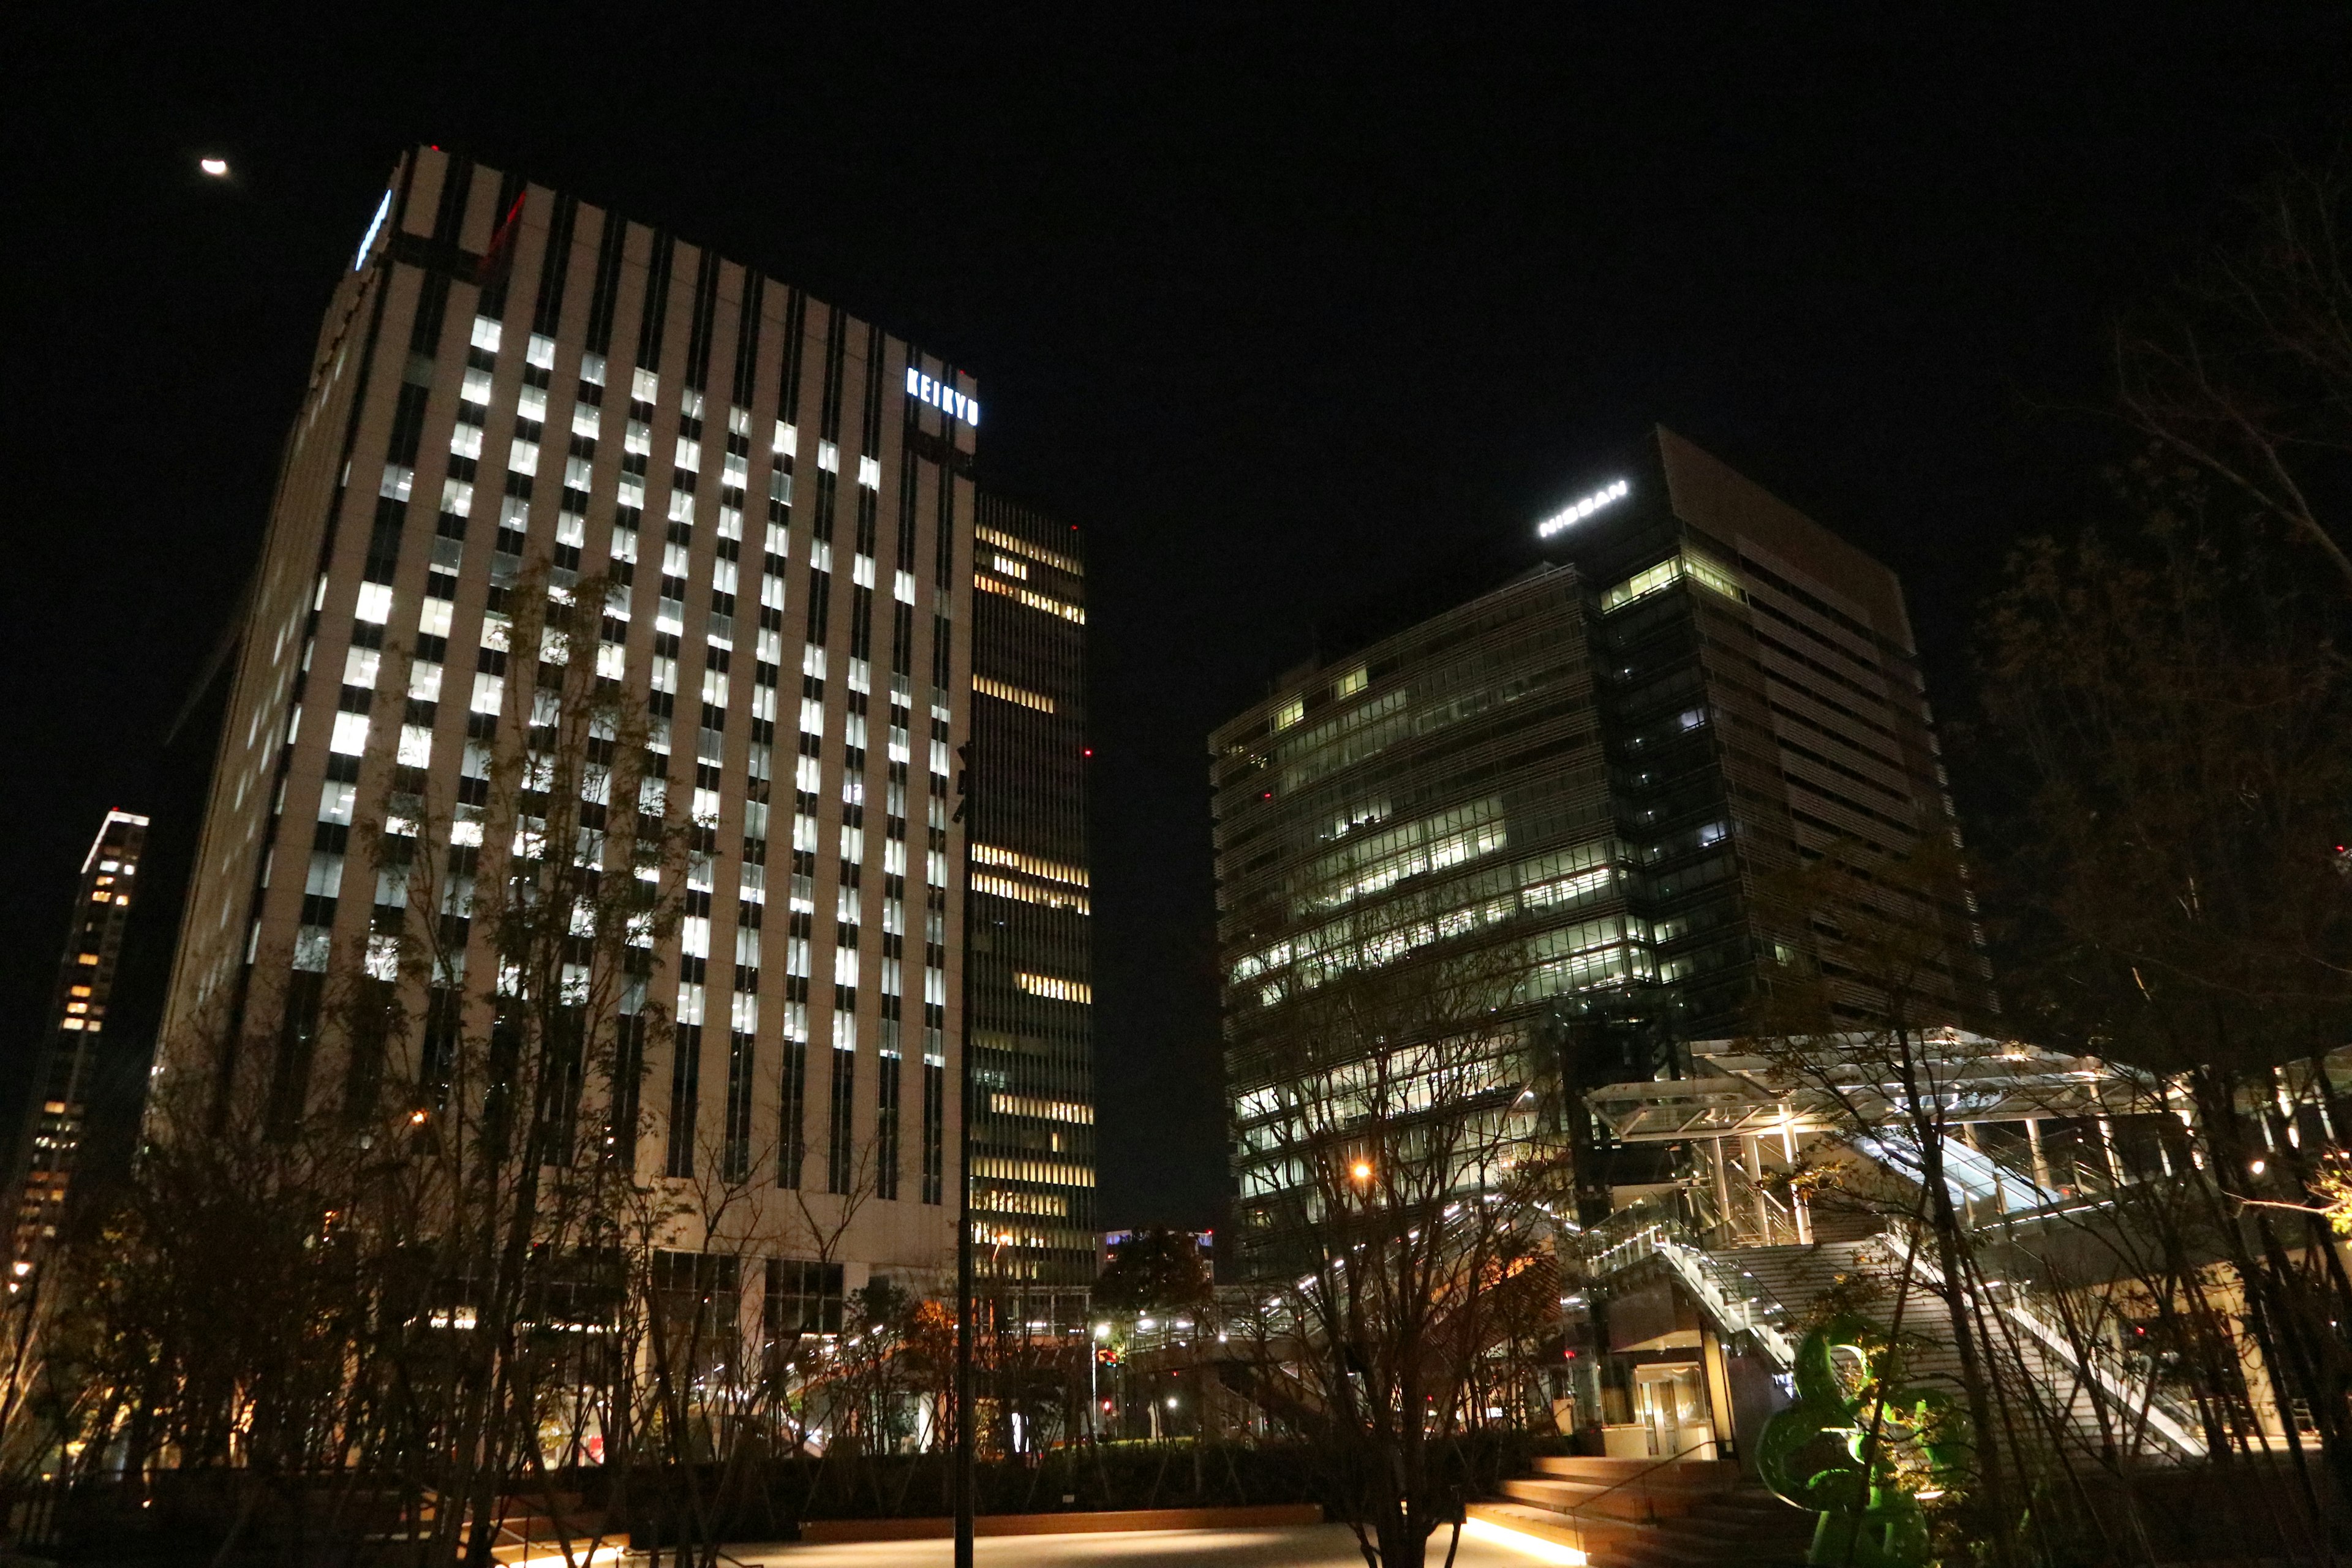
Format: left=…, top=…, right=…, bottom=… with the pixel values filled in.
left=481, top=1493, right=620, bottom=1565
left=374, top=1490, right=620, bottom=1565
left=1468, top=1455, right=1812, bottom=1566
left=1721, top=1237, right=2206, bottom=1464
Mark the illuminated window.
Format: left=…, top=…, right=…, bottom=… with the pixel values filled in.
left=972, top=574, right=1084, bottom=625
left=972, top=844, right=1088, bottom=888
left=975, top=526, right=1081, bottom=577
left=1015, top=971, right=1091, bottom=1005
left=1600, top=550, right=1745, bottom=614
left=971, top=873, right=1090, bottom=915
left=973, top=675, right=1054, bottom=714
left=470, top=315, right=502, bottom=353
left=989, top=1092, right=1095, bottom=1125
left=1335, top=666, right=1367, bottom=699
left=1274, top=697, right=1303, bottom=731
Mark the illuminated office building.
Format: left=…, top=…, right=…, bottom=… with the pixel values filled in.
left=1213, top=427, right=1989, bottom=1273
left=8, top=809, right=147, bottom=1290
left=156, top=145, right=1047, bottom=1300
left=966, top=493, right=1096, bottom=1294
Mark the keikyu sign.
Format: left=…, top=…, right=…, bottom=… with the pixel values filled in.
left=905, top=367, right=981, bottom=428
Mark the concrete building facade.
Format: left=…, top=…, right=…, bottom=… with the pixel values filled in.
left=156, top=146, right=1084, bottom=1300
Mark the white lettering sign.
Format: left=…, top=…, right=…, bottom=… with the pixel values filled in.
left=354, top=190, right=391, bottom=272
left=1536, top=478, right=1631, bottom=538
left=905, top=366, right=981, bottom=428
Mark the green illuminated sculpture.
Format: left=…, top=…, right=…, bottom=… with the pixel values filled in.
left=1757, top=1313, right=1971, bottom=1567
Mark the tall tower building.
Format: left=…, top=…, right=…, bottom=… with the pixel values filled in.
left=1212, top=428, right=1987, bottom=1274
left=9, top=809, right=147, bottom=1291
left=157, top=146, right=1057, bottom=1298
left=967, top=493, right=1095, bottom=1302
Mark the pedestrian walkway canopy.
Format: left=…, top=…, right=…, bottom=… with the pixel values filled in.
left=1586, top=1027, right=2145, bottom=1143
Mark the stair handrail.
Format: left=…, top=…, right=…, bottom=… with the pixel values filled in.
left=1577, top=1197, right=1800, bottom=1368
left=1880, top=1223, right=2207, bottom=1461
left=1553, top=1440, right=1735, bottom=1528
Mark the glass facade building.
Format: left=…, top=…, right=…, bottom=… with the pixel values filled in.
left=154, top=146, right=1065, bottom=1294
left=1212, top=428, right=1989, bottom=1276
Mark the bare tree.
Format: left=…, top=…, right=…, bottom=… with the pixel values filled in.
left=1230, top=934, right=1567, bottom=1568
left=1978, top=483, right=2352, bottom=1526
left=2117, top=146, right=2352, bottom=594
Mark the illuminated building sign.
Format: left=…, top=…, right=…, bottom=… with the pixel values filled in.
left=353, top=190, right=391, bottom=272
left=1536, top=477, right=1631, bottom=538
left=905, top=366, right=981, bottom=428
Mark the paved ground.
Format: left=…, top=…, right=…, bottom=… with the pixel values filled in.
left=731, top=1521, right=1575, bottom=1566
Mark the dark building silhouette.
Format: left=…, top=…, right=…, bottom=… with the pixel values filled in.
left=966, top=492, right=1096, bottom=1298
left=7, top=810, right=147, bottom=1292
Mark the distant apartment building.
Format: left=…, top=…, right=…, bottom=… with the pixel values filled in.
left=967, top=494, right=1097, bottom=1298
left=8, top=810, right=146, bottom=1291
left=157, top=146, right=1093, bottom=1306
left=1212, top=427, right=1989, bottom=1274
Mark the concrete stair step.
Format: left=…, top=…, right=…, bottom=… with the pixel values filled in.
left=1532, top=1455, right=1739, bottom=1484
left=1501, top=1477, right=1714, bottom=1522
left=1466, top=1501, right=1640, bottom=1555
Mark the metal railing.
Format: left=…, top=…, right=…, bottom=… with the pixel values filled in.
left=1581, top=1196, right=1798, bottom=1368
left=1882, top=1222, right=2207, bottom=1462
left=1551, top=1441, right=1735, bottom=1530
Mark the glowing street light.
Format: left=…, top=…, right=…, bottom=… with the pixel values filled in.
left=1351, top=1160, right=1374, bottom=1183
left=198, top=157, right=229, bottom=178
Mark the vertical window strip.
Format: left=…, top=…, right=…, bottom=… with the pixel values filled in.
left=723, top=1029, right=754, bottom=1181
left=665, top=1022, right=701, bottom=1177
left=818, top=308, right=848, bottom=442
left=530, top=192, right=580, bottom=339
left=778, top=1035, right=807, bottom=1188
left=780, top=287, right=809, bottom=424
left=583, top=210, right=628, bottom=356
left=429, top=155, right=475, bottom=246
left=683, top=247, right=720, bottom=391
left=827, top=1042, right=856, bottom=1193
left=731, top=274, right=766, bottom=409
left=636, top=232, right=676, bottom=375
left=922, top=1059, right=945, bottom=1205
left=875, top=1049, right=900, bottom=1200
left=473, top=168, right=530, bottom=319
left=859, top=323, right=886, bottom=452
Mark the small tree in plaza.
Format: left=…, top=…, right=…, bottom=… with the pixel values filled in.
left=1229, top=933, right=1569, bottom=1568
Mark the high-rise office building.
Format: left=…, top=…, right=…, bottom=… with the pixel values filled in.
left=156, top=146, right=1094, bottom=1301
left=9, top=809, right=147, bottom=1291
left=1212, top=427, right=1988, bottom=1274
left=967, top=493, right=1095, bottom=1296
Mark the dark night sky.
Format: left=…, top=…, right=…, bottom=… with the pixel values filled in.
left=7, top=6, right=2350, bottom=1227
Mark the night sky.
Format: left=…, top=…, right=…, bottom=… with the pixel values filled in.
left=9, top=7, right=2350, bottom=1228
